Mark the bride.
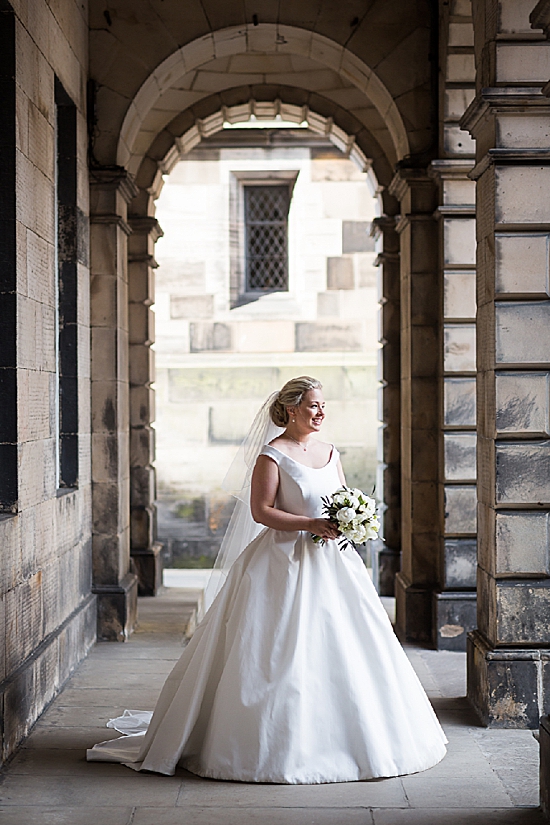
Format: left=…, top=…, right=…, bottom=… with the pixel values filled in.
left=87, top=376, right=447, bottom=783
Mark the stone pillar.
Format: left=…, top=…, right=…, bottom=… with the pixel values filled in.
left=430, top=160, right=477, bottom=651
left=459, top=2, right=550, bottom=727
left=128, top=216, right=163, bottom=596
left=90, top=169, right=139, bottom=640
left=372, top=216, right=401, bottom=596
left=389, top=170, right=440, bottom=643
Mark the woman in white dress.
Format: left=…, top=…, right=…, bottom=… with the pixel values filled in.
left=87, top=376, right=447, bottom=782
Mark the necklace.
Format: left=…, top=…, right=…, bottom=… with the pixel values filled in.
left=287, top=435, right=309, bottom=451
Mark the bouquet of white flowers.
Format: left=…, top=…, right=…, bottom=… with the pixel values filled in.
left=312, top=486, right=380, bottom=551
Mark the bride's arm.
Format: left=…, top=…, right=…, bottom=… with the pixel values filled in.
left=250, top=456, right=339, bottom=540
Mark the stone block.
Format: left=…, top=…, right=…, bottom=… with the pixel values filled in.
left=496, top=165, right=550, bottom=224
left=443, top=218, right=476, bottom=266
left=187, top=322, right=229, bottom=353
left=130, top=466, right=155, bottom=508
left=442, top=178, right=476, bottom=208
left=94, top=572, right=138, bottom=642
left=170, top=294, right=214, bottom=319
left=467, top=629, right=543, bottom=728
left=370, top=537, right=400, bottom=597
left=444, top=433, right=476, bottom=481
left=444, top=124, right=475, bottom=155
left=496, top=41, right=550, bottom=84
left=444, top=485, right=477, bottom=534
left=129, top=304, right=154, bottom=346
left=496, top=441, right=550, bottom=504
left=326, top=256, right=354, bottom=289
left=496, top=371, right=550, bottom=435
left=495, top=233, right=550, bottom=296
left=443, top=539, right=477, bottom=589
left=496, top=302, right=550, bottom=365
left=317, top=291, right=340, bottom=317
left=445, top=87, right=475, bottom=120
left=444, top=324, right=476, bottom=372
left=129, top=343, right=154, bottom=386
left=130, top=505, right=154, bottom=551
left=234, top=321, right=294, bottom=353
left=444, top=270, right=476, bottom=319
left=433, top=592, right=476, bottom=652
left=446, top=53, right=476, bottom=83
left=131, top=543, right=163, bottom=597
left=342, top=221, right=374, bottom=253
left=497, top=580, right=550, bottom=645
left=496, top=511, right=549, bottom=575
left=295, top=322, right=362, bottom=352
left=444, top=377, right=476, bottom=426
left=130, top=427, right=154, bottom=467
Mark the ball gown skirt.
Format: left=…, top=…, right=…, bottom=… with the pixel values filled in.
left=87, top=445, right=447, bottom=783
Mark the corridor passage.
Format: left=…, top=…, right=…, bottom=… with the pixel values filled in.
left=0, top=589, right=542, bottom=825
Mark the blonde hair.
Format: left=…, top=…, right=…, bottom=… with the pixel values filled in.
left=270, top=376, right=323, bottom=427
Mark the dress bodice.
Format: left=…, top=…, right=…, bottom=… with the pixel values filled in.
left=260, top=444, right=341, bottom=520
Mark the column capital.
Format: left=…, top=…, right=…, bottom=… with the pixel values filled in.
left=128, top=216, right=164, bottom=242
left=531, top=0, right=550, bottom=37
left=89, top=167, right=139, bottom=204
left=429, top=158, right=475, bottom=180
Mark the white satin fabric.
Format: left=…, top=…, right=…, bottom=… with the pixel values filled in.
left=87, top=445, right=447, bottom=782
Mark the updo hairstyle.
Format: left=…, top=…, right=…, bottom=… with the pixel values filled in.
left=270, top=376, right=323, bottom=427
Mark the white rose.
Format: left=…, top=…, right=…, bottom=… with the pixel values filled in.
left=364, top=525, right=379, bottom=540
left=337, top=507, right=356, bottom=525
left=348, top=495, right=360, bottom=509
left=333, top=493, right=347, bottom=506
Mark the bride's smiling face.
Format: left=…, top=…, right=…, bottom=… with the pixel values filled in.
left=294, top=389, right=326, bottom=433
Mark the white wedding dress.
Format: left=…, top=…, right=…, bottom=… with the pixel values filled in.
left=87, top=444, right=447, bottom=782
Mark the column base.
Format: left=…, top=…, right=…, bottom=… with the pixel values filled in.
left=394, top=572, right=432, bottom=643
left=371, top=538, right=400, bottom=596
left=467, top=629, right=550, bottom=728
left=131, top=542, right=163, bottom=597
left=93, top=572, right=138, bottom=641
left=432, top=591, right=476, bottom=651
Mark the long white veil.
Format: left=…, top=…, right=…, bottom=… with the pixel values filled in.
left=204, top=391, right=284, bottom=610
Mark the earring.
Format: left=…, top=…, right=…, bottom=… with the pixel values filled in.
left=292, top=418, right=296, bottom=423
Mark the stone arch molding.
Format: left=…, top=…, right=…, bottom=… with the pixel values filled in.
left=117, top=23, right=410, bottom=175
left=146, top=99, right=380, bottom=202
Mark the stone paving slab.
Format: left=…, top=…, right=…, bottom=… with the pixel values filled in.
left=0, top=588, right=543, bottom=824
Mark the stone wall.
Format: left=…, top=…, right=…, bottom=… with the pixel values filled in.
left=0, top=0, right=95, bottom=764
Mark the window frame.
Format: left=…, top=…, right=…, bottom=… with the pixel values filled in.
left=229, top=170, right=299, bottom=308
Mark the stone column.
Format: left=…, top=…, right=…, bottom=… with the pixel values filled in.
left=430, top=160, right=478, bottom=651
left=90, top=169, right=139, bottom=640
left=389, top=170, right=440, bottom=643
left=459, top=2, right=550, bottom=727
left=371, top=216, right=401, bottom=596
left=128, top=216, right=163, bottom=596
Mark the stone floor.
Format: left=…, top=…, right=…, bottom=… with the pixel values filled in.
left=0, top=588, right=543, bottom=825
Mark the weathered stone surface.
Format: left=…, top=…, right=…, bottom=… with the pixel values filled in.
left=189, top=322, right=231, bottom=352
left=444, top=270, right=476, bottom=319
left=433, top=592, right=476, bottom=652
left=541, top=715, right=550, bottom=816
left=295, top=322, right=362, bottom=351
left=467, top=630, right=544, bottom=729
left=496, top=303, right=550, bottom=365
left=443, top=539, right=477, bottom=589
left=326, top=256, right=354, bottom=289
left=444, top=377, right=476, bottom=426
left=496, top=372, right=550, bottom=435
left=168, top=367, right=278, bottom=403
left=444, top=485, right=477, bottom=534
left=341, top=221, right=374, bottom=253
left=495, top=441, right=550, bottom=504
left=443, top=218, right=476, bottom=266
left=497, top=581, right=550, bottom=645
left=370, top=537, right=400, bottom=597
left=444, top=324, right=476, bottom=372
left=496, top=512, right=549, bottom=575
left=495, top=233, right=550, bottom=296
left=444, top=433, right=476, bottom=481
left=495, top=166, right=550, bottom=225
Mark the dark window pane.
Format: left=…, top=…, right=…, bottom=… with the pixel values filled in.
left=245, top=185, right=289, bottom=291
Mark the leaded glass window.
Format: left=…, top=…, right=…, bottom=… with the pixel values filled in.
left=244, top=185, right=289, bottom=291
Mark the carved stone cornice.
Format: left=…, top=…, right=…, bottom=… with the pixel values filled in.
left=89, top=167, right=139, bottom=204
left=128, top=216, right=164, bottom=243
left=531, top=0, right=550, bottom=37
left=460, top=87, right=550, bottom=138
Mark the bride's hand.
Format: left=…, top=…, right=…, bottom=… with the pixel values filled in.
left=309, top=518, right=339, bottom=541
